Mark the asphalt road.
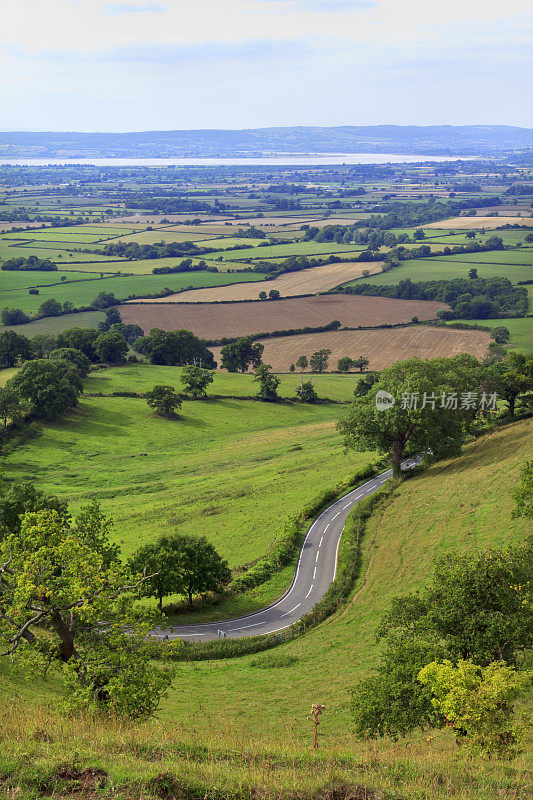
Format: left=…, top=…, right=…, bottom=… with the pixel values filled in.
left=152, top=459, right=420, bottom=642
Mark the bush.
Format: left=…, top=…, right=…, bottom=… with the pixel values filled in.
left=1, top=308, right=30, bottom=325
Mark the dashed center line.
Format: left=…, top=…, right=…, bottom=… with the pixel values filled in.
left=313, top=566, right=317, bottom=579
left=343, top=503, right=351, bottom=509
left=315, top=551, right=320, bottom=563
left=282, top=603, right=301, bottom=617
left=305, top=585, right=313, bottom=598
left=332, top=512, right=340, bottom=520
left=319, top=536, right=323, bottom=547
left=324, top=523, right=329, bottom=531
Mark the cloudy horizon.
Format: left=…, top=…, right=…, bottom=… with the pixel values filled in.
left=1, top=0, right=531, bottom=132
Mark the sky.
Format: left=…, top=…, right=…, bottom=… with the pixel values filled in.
left=1, top=0, right=531, bottom=131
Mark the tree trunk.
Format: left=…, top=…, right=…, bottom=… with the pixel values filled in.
left=188, top=589, right=193, bottom=608
left=158, top=594, right=163, bottom=612
left=508, top=395, right=516, bottom=417
left=390, top=439, right=405, bottom=479
left=50, top=611, right=79, bottom=662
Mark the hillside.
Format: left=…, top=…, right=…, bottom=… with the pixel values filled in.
left=1, top=419, right=531, bottom=799
left=1, top=125, right=533, bottom=158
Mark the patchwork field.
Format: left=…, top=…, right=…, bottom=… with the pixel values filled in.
left=425, top=216, right=532, bottom=229
left=133, top=261, right=385, bottom=303
left=121, top=294, right=448, bottom=338
left=209, top=326, right=491, bottom=372
left=0, top=270, right=265, bottom=316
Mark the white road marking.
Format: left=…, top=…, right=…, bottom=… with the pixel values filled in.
left=343, top=503, right=351, bottom=509
left=315, top=551, right=320, bottom=563
left=319, top=536, right=323, bottom=546
left=177, top=632, right=206, bottom=637
left=332, top=512, right=340, bottom=520
left=282, top=603, right=301, bottom=617
left=305, top=585, right=313, bottom=598
left=228, top=623, right=261, bottom=632
left=324, top=523, right=329, bottom=531
left=313, top=567, right=317, bottom=579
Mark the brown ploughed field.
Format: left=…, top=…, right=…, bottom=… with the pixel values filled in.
left=210, top=326, right=491, bottom=372
left=425, top=216, right=531, bottom=229
left=130, top=261, right=384, bottom=303
left=120, top=294, right=449, bottom=339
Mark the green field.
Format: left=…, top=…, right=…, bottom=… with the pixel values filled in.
left=0, top=270, right=265, bottom=315
left=0, top=269, right=100, bottom=290
left=84, top=364, right=362, bottom=402
left=448, top=317, right=533, bottom=353
left=0, top=243, right=119, bottom=262
left=348, top=257, right=533, bottom=286
left=207, top=241, right=364, bottom=261
left=0, top=395, right=368, bottom=568
left=432, top=250, right=533, bottom=265
left=1, top=310, right=106, bottom=337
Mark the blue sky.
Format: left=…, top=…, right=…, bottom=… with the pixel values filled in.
left=1, top=0, right=531, bottom=131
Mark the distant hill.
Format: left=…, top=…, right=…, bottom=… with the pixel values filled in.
left=0, top=125, right=532, bottom=158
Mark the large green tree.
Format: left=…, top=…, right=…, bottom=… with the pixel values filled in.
left=94, top=331, right=128, bottom=365
left=131, top=533, right=230, bottom=610
left=253, top=363, right=279, bottom=401
left=146, top=385, right=182, bottom=418
left=350, top=542, right=533, bottom=740
left=0, top=508, right=171, bottom=718
left=0, top=330, right=31, bottom=368
left=494, top=352, right=533, bottom=416
left=310, top=349, right=331, bottom=373
left=180, top=365, right=214, bottom=398
left=56, top=327, right=99, bottom=361
left=50, top=347, right=91, bottom=378
left=338, top=355, right=482, bottom=477
left=220, top=337, right=264, bottom=373
left=136, top=328, right=216, bottom=368
left=8, top=358, right=82, bottom=420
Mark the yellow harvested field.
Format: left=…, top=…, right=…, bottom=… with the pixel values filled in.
left=425, top=216, right=532, bottom=230
left=131, top=261, right=384, bottom=303
left=120, top=295, right=449, bottom=339
left=210, top=327, right=491, bottom=372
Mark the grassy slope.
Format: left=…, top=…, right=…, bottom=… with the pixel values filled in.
left=1, top=420, right=531, bottom=800
left=156, top=419, right=532, bottom=740
left=0, top=396, right=370, bottom=567
left=85, top=364, right=362, bottom=402
left=1, top=310, right=106, bottom=337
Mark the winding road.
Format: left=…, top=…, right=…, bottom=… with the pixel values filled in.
left=152, top=458, right=420, bottom=642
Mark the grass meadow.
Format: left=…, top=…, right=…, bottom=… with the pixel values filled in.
left=0, top=420, right=531, bottom=799
left=85, top=364, right=362, bottom=401
left=0, top=395, right=369, bottom=567
left=1, top=310, right=106, bottom=336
